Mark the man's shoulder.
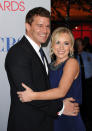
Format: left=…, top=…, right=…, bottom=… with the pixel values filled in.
left=5, top=37, right=26, bottom=63
left=7, top=36, right=26, bottom=55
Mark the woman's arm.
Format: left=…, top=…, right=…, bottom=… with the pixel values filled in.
left=17, top=58, right=79, bottom=102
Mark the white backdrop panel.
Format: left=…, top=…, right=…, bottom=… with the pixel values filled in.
left=0, top=0, right=50, bottom=130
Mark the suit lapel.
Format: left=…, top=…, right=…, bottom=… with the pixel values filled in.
left=21, top=36, right=48, bottom=75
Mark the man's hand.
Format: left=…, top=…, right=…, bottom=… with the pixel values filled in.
left=63, top=97, right=79, bottom=116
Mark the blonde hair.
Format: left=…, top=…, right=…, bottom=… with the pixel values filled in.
left=51, top=27, right=74, bottom=57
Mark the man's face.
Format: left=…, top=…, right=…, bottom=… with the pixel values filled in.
left=26, top=16, right=50, bottom=46
left=78, top=44, right=84, bottom=53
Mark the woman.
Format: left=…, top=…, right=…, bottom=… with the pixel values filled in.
left=17, top=27, right=86, bottom=131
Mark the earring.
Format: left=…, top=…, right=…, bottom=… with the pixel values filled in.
left=69, top=50, right=74, bottom=57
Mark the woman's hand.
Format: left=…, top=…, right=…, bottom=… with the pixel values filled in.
left=17, top=83, right=34, bottom=102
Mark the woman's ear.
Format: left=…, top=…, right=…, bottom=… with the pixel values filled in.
left=70, top=47, right=74, bottom=52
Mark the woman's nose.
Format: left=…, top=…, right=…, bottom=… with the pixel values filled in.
left=60, top=44, right=64, bottom=49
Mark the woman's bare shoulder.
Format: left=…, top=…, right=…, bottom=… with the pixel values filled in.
left=66, top=58, right=79, bottom=66
left=64, top=58, right=79, bottom=71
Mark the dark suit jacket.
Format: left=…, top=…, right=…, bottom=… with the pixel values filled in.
left=5, top=36, right=63, bottom=131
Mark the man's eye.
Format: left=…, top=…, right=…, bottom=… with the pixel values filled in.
left=38, top=25, right=42, bottom=27
left=46, top=25, right=50, bottom=29
left=56, top=41, right=60, bottom=44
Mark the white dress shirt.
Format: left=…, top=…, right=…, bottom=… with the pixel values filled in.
left=25, top=35, right=48, bottom=74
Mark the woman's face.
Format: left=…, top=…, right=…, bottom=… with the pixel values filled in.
left=53, top=33, right=72, bottom=61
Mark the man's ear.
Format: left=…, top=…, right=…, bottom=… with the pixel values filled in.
left=25, top=23, right=31, bottom=32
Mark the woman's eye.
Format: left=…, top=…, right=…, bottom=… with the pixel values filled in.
left=64, top=42, right=69, bottom=45
left=56, top=41, right=60, bottom=44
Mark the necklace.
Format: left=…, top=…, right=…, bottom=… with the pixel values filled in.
left=50, top=61, right=64, bottom=71
left=50, top=58, right=69, bottom=71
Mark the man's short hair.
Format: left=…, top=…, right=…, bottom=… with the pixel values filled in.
left=26, top=7, right=50, bottom=25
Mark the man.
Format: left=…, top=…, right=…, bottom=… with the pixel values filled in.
left=5, top=7, right=79, bottom=131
